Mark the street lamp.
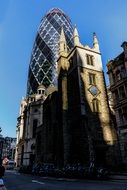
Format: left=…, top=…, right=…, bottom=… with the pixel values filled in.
left=0, top=127, right=3, bottom=164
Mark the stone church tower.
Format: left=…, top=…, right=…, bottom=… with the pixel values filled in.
left=58, top=28, right=117, bottom=166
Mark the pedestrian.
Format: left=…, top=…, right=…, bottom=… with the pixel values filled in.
left=0, top=159, right=6, bottom=190
left=0, top=166, right=5, bottom=179
left=0, top=179, right=7, bottom=190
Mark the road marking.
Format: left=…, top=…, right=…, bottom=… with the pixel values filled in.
left=110, top=179, right=127, bottom=184
left=6, top=170, right=20, bottom=175
left=57, top=178, right=77, bottom=182
left=14, top=173, right=20, bottom=175
left=32, top=180, right=45, bottom=185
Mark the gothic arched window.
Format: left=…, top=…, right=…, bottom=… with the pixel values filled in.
left=32, top=119, right=38, bottom=138
left=92, top=98, right=99, bottom=112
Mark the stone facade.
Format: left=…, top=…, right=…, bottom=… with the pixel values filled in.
left=15, top=85, right=46, bottom=166
left=15, top=98, right=27, bottom=166
left=107, top=42, right=127, bottom=164
left=57, top=28, right=118, bottom=167
left=35, top=90, right=63, bottom=166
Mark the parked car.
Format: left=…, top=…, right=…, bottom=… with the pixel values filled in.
left=5, top=160, right=16, bottom=170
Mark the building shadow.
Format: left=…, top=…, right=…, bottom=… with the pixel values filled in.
left=35, top=48, right=119, bottom=169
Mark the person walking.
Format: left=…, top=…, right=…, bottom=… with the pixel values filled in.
left=0, top=178, right=7, bottom=190
left=0, top=166, right=5, bottom=179
left=0, top=160, right=7, bottom=190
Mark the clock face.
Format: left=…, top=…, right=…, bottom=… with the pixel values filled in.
left=89, top=86, right=99, bottom=96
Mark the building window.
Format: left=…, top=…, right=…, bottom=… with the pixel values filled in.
left=113, top=89, right=119, bottom=103
left=92, top=99, right=99, bottom=112
left=34, top=108, right=38, bottom=113
left=125, top=83, right=127, bottom=95
left=115, top=70, right=121, bottom=81
left=89, top=73, right=96, bottom=85
left=121, top=66, right=126, bottom=78
left=42, top=90, right=45, bottom=94
left=32, top=119, right=38, bottom=138
left=30, top=97, right=35, bottom=102
left=69, top=57, right=73, bottom=69
left=118, top=107, right=127, bottom=125
left=119, top=86, right=126, bottom=99
left=109, top=72, right=115, bottom=85
left=123, top=106, right=127, bottom=123
left=86, top=54, right=94, bottom=66
left=38, top=89, right=45, bottom=94
left=38, top=90, right=41, bottom=94
left=36, top=134, right=41, bottom=154
left=118, top=108, right=122, bottom=124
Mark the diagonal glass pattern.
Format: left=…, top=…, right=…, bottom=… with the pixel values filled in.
left=27, top=8, right=74, bottom=95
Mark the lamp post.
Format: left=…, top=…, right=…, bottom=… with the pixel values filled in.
left=0, top=127, right=3, bottom=164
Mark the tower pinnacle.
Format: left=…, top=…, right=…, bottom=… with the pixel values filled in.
left=73, top=26, right=80, bottom=46
left=93, top=32, right=100, bottom=52
left=59, top=27, right=68, bottom=56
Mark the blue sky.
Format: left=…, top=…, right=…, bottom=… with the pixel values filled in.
left=0, top=0, right=127, bottom=137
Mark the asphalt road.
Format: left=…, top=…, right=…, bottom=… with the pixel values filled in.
left=3, top=170, right=127, bottom=190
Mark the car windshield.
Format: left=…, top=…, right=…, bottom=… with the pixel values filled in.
left=9, top=163, right=14, bottom=165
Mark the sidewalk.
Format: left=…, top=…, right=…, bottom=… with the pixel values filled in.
left=13, top=168, right=127, bottom=181
left=110, top=172, right=127, bottom=180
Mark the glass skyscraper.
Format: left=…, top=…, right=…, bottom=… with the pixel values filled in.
left=27, top=8, right=74, bottom=95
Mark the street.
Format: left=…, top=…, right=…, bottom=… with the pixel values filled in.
left=3, top=170, right=127, bottom=190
